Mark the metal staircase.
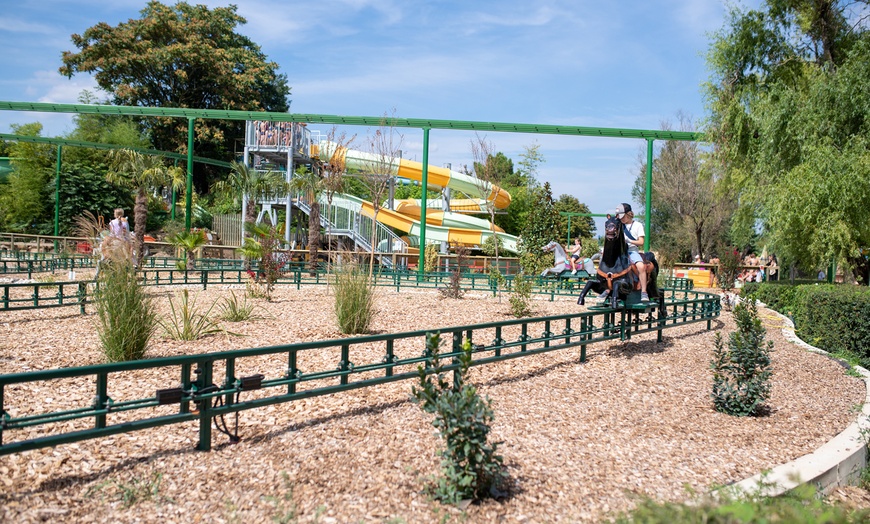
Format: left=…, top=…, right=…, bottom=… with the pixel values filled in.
left=288, top=194, right=408, bottom=267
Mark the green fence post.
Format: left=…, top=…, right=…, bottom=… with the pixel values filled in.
left=195, top=361, right=213, bottom=451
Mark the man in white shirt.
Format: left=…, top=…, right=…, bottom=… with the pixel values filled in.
left=616, top=203, right=649, bottom=302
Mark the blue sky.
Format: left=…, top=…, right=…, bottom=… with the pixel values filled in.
left=0, top=0, right=752, bottom=234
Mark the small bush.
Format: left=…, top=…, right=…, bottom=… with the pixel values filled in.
left=439, top=243, right=467, bottom=299
left=717, top=246, right=742, bottom=292
left=159, top=289, right=223, bottom=341
left=333, top=264, right=376, bottom=334
left=611, top=483, right=870, bottom=523
left=94, top=262, right=158, bottom=362
left=412, top=333, right=505, bottom=504
left=424, top=243, right=439, bottom=273
left=217, top=290, right=266, bottom=322
left=509, top=273, right=534, bottom=317
left=711, top=300, right=773, bottom=416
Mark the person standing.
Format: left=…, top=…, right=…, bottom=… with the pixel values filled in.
left=109, top=208, right=129, bottom=238
left=616, top=203, right=649, bottom=302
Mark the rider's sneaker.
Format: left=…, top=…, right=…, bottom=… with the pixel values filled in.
left=641, top=292, right=650, bottom=302
left=596, top=290, right=610, bottom=303
left=571, top=269, right=577, bottom=275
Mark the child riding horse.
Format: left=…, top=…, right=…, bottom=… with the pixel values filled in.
left=576, top=216, right=663, bottom=313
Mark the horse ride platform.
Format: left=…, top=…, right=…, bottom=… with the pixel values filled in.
left=586, top=290, right=659, bottom=312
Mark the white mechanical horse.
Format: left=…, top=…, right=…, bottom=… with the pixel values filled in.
left=541, top=240, right=569, bottom=276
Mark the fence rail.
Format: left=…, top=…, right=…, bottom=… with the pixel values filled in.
left=0, top=288, right=720, bottom=455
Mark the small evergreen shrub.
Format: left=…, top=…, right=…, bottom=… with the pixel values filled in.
left=509, top=273, right=534, bottom=317
left=412, top=333, right=505, bottom=504
left=711, top=300, right=773, bottom=416
left=333, top=264, right=376, bottom=334
left=94, top=262, right=158, bottom=362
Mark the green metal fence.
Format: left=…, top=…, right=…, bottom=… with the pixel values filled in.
left=0, top=288, right=719, bottom=456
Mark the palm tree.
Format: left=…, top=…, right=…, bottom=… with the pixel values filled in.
left=107, top=149, right=184, bottom=266
left=167, top=229, right=208, bottom=270
left=211, top=161, right=290, bottom=228
left=289, top=166, right=324, bottom=276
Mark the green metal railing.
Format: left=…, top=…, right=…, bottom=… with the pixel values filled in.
left=0, top=264, right=698, bottom=313
left=0, top=288, right=719, bottom=455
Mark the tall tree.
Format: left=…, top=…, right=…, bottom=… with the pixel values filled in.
left=60, top=1, right=290, bottom=191
left=704, top=0, right=870, bottom=281
left=470, top=135, right=505, bottom=265
left=554, top=195, right=595, bottom=241
left=0, top=123, right=54, bottom=233
left=107, top=149, right=184, bottom=265
left=289, top=166, right=324, bottom=277
left=318, top=127, right=357, bottom=267
left=211, top=161, right=289, bottom=227
left=633, top=114, right=733, bottom=263
left=360, top=112, right=404, bottom=277
left=518, top=182, right=561, bottom=274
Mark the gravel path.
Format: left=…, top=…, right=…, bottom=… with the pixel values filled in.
left=0, top=283, right=864, bottom=523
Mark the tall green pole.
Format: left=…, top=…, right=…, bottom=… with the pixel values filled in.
left=417, top=128, right=430, bottom=278
left=171, top=159, right=178, bottom=221
left=644, top=138, right=653, bottom=251
left=54, top=145, right=62, bottom=238
left=185, top=118, right=194, bottom=231
left=566, top=215, right=572, bottom=242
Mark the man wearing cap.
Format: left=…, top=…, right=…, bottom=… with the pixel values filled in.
left=616, top=203, right=649, bottom=302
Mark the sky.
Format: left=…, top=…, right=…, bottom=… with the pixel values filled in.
left=0, top=0, right=754, bottom=235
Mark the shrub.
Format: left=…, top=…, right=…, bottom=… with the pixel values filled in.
left=717, top=246, right=742, bottom=292
left=612, top=483, right=870, bottom=523
left=158, top=289, right=224, bottom=341
left=439, top=243, right=467, bottom=299
left=412, top=333, right=505, bottom=504
left=711, top=300, right=773, bottom=416
left=94, top=262, right=158, bottom=362
left=217, top=290, right=266, bottom=322
left=424, top=243, right=439, bottom=273
left=509, top=273, right=534, bottom=317
left=743, top=283, right=870, bottom=367
left=333, top=264, right=376, bottom=334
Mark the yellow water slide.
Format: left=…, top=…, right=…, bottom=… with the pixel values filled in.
left=317, top=141, right=518, bottom=252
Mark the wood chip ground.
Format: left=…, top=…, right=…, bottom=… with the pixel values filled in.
left=0, top=280, right=865, bottom=523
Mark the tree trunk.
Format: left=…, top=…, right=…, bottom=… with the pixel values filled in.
left=308, top=201, right=320, bottom=276
left=245, top=196, right=257, bottom=225
left=134, top=187, right=148, bottom=267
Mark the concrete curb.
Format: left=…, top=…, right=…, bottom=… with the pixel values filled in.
left=727, top=303, right=870, bottom=497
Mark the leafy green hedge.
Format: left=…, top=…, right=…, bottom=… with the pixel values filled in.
left=742, top=282, right=870, bottom=364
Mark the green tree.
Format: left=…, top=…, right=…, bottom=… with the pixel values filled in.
left=60, top=1, right=290, bottom=191
left=632, top=114, right=733, bottom=262
left=518, top=182, right=561, bottom=274
left=107, top=149, right=184, bottom=265
left=211, top=161, right=289, bottom=226
left=0, top=123, right=54, bottom=232
left=704, top=0, right=870, bottom=282
left=167, top=229, right=207, bottom=270
left=554, top=194, right=595, bottom=241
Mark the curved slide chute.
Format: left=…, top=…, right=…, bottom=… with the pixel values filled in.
left=339, top=194, right=518, bottom=253
left=317, top=141, right=517, bottom=252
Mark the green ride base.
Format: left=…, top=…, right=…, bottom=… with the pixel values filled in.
left=587, top=290, right=657, bottom=311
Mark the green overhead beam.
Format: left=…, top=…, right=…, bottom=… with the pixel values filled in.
left=0, top=101, right=701, bottom=141
left=0, top=133, right=232, bottom=168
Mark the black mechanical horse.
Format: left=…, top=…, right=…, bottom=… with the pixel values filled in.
left=576, top=216, right=664, bottom=315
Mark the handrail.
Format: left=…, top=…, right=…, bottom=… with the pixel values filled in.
left=0, top=288, right=720, bottom=455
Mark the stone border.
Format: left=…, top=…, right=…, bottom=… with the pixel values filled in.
left=728, top=303, right=870, bottom=497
